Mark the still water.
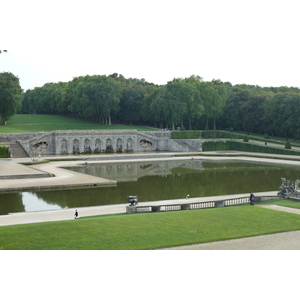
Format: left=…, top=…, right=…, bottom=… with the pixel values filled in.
left=0, top=160, right=299, bottom=215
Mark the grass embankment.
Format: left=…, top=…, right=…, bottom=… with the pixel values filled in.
left=1, top=202, right=300, bottom=250
left=0, top=114, right=156, bottom=133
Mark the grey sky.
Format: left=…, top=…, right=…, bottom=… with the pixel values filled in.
left=2, top=0, right=299, bottom=91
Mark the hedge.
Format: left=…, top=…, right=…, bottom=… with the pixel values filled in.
left=0, top=146, right=9, bottom=158
left=172, top=130, right=298, bottom=148
left=172, top=131, right=202, bottom=139
left=202, top=140, right=300, bottom=156
left=172, top=130, right=244, bottom=140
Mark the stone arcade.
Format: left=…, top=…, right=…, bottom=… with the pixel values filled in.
left=1, top=130, right=202, bottom=157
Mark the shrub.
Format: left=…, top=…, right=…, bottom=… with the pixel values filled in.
left=243, top=135, right=249, bottom=142
left=0, top=146, right=9, bottom=158
left=285, top=140, right=291, bottom=149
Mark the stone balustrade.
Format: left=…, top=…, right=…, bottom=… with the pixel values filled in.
left=126, top=195, right=279, bottom=213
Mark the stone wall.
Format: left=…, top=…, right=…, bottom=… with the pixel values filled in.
left=1, top=130, right=202, bottom=156
left=19, top=130, right=175, bottom=156
left=0, top=133, right=42, bottom=143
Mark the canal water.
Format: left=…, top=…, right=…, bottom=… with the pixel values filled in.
left=1, top=160, right=300, bottom=215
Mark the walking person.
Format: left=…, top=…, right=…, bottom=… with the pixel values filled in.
left=249, top=192, right=255, bottom=206
left=74, top=209, right=78, bottom=219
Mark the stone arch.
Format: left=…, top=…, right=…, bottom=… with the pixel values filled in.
left=106, top=138, right=113, bottom=153
left=94, top=138, right=102, bottom=153
left=116, top=138, right=124, bottom=153
left=73, top=139, right=80, bottom=154
left=126, top=138, right=133, bottom=152
left=32, top=142, right=48, bottom=155
left=139, top=139, right=152, bottom=148
left=61, top=139, right=68, bottom=154
left=84, top=138, right=91, bottom=153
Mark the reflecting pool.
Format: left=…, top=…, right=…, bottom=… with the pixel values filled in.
left=0, top=160, right=299, bottom=215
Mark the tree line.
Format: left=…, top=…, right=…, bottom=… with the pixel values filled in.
left=21, top=74, right=229, bottom=130
left=2, top=71, right=300, bottom=140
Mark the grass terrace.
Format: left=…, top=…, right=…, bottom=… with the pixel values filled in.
left=1, top=200, right=300, bottom=250
left=0, top=114, right=157, bottom=133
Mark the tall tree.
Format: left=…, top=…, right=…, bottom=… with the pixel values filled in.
left=183, top=76, right=205, bottom=130
left=164, top=78, right=188, bottom=130
left=225, top=87, right=253, bottom=131
left=201, top=80, right=227, bottom=130
left=117, top=78, right=155, bottom=125
left=0, top=72, right=22, bottom=125
left=67, top=75, right=122, bottom=124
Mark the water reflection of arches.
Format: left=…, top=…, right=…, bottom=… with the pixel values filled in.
left=117, top=165, right=123, bottom=172
left=73, top=139, right=80, bottom=154
left=127, top=164, right=133, bottom=171
left=61, top=139, right=68, bottom=154
left=106, top=165, right=113, bottom=175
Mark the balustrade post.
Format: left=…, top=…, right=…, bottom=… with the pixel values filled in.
left=215, top=200, right=225, bottom=208
left=181, top=204, right=190, bottom=210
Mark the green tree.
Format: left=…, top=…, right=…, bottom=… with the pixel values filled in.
left=225, top=87, right=253, bottom=131
left=140, top=86, right=161, bottom=127
left=150, top=86, right=170, bottom=128
left=0, top=72, right=23, bottom=125
left=117, top=78, right=155, bottom=125
left=68, top=75, right=122, bottom=124
left=164, top=78, right=188, bottom=130
left=201, top=80, right=227, bottom=130
left=183, top=76, right=205, bottom=130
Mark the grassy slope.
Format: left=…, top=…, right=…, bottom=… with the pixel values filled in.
left=0, top=114, right=156, bottom=133
left=1, top=203, right=300, bottom=250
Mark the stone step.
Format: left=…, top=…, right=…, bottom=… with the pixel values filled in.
left=9, top=143, right=29, bottom=158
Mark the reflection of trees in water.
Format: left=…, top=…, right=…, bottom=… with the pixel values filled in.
left=33, top=185, right=122, bottom=208
left=0, top=193, right=24, bottom=215
left=10, top=162, right=300, bottom=212
left=103, top=165, right=300, bottom=202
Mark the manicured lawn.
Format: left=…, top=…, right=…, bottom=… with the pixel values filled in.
left=0, top=114, right=156, bottom=133
left=1, top=205, right=300, bottom=250
left=257, top=199, right=300, bottom=209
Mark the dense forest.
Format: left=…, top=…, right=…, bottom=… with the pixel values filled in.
left=20, top=73, right=300, bottom=139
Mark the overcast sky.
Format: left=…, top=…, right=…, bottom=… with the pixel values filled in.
left=1, top=0, right=300, bottom=91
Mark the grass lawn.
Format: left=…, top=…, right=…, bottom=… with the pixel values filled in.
left=1, top=204, right=300, bottom=250
left=257, top=199, right=300, bottom=209
left=0, top=114, right=156, bottom=133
